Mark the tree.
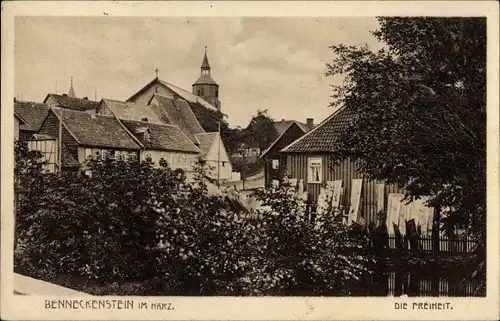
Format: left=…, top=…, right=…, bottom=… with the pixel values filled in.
left=325, top=17, right=486, bottom=242
left=221, top=125, right=245, bottom=155
left=244, top=109, right=279, bottom=152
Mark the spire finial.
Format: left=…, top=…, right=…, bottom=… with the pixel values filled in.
left=201, top=46, right=210, bottom=71
left=154, top=68, right=159, bottom=79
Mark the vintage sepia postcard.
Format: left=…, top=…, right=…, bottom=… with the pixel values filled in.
left=1, top=1, right=499, bottom=320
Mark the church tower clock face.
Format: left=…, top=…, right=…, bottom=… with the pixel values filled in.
left=192, top=46, right=221, bottom=111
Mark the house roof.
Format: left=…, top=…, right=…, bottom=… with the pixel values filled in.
left=14, top=101, right=50, bottom=132
left=14, top=111, right=27, bottom=125
left=260, top=121, right=309, bottom=159
left=100, top=98, right=165, bottom=124
left=152, top=94, right=206, bottom=143
left=121, top=120, right=200, bottom=153
left=52, top=107, right=141, bottom=150
left=127, top=78, right=219, bottom=112
left=194, top=132, right=218, bottom=157
left=44, top=94, right=100, bottom=112
left=281, top=107, right=354, bottom=153
left=273, top=120, right=312, bottom=136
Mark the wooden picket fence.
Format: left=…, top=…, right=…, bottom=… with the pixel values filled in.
left=387, top=234, right=477, bottom=255
left=369, top=270, right=482, bottom=297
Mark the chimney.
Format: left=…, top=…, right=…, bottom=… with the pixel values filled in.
left=83, top=97, right=88, bottom=100
left=62, top=94, right=68, bottom=97
left=141, top=117, right=148, bottom=122
left=306, top=118, right=314, bottom=129
left=14, top=97, right=16, bottom=102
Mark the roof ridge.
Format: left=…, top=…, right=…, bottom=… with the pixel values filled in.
left=121, top=118, right=180, bottom=127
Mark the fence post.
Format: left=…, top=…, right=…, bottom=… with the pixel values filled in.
left=432, top=207, right=441, bottom=255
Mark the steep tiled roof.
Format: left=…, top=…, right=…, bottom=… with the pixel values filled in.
left=14, top=101, right=50, bottom=132
left=101, top=98, right=165, bottom=124
left=194, top=132, right=217, bottom=157
left=153, top=94, right=205, bottom=143
left=281, top=107, right=354, bottom=153
left=121, top=120, right=200, bottom=153
left=54, top=108, right=141, bottom=150
left=44, top=94, right=100, bottom=112
left=273, top=120, right=311, bottom=136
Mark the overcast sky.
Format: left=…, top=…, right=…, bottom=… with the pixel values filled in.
left=15, top=17, right=381, bottom=127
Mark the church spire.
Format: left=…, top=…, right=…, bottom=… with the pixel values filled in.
left=68, top=77, right=75, bottom=98
left=201, top=46, right=211, bottom=74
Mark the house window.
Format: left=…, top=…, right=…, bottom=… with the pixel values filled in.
left=307, top=157, right=322, bottom=184
left=101, top=149, right=107, bottom=160
left=272, top=159, right=279, bottom=170
left=115, top=150, right=122, bottom=160
left=198, top=88, right=204, bottom=96
left=85, top=148, right=92, bottom=159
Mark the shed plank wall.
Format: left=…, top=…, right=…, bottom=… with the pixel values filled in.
left=285, top=153, right=406, bottom=225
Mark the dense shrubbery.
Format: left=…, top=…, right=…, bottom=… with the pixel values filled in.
left=15, top=143, right=373, bottom=295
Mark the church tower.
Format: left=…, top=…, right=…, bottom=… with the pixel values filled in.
left=192, top=47, right=221, bottom=111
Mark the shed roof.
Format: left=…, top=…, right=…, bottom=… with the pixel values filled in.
left=121, top=120, right=200, bottom=153
left=281, top=107, right=354, bottom=153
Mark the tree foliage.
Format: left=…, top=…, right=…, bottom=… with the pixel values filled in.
left=326, top=17, right=486, bottom=240
left=244, top=109, right=279, bottom=151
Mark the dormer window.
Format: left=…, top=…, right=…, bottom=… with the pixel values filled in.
left=144, top=131, right=150, bottom=141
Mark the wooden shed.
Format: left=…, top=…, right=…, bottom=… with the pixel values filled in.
left=280, top=107, right=407, bottom=226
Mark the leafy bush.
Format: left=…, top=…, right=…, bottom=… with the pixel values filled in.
left=247, top=185, right=373, bottom=296
left=16, top=156, right=185, bottom=281
left=15, top=150, right=372, bottom=295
